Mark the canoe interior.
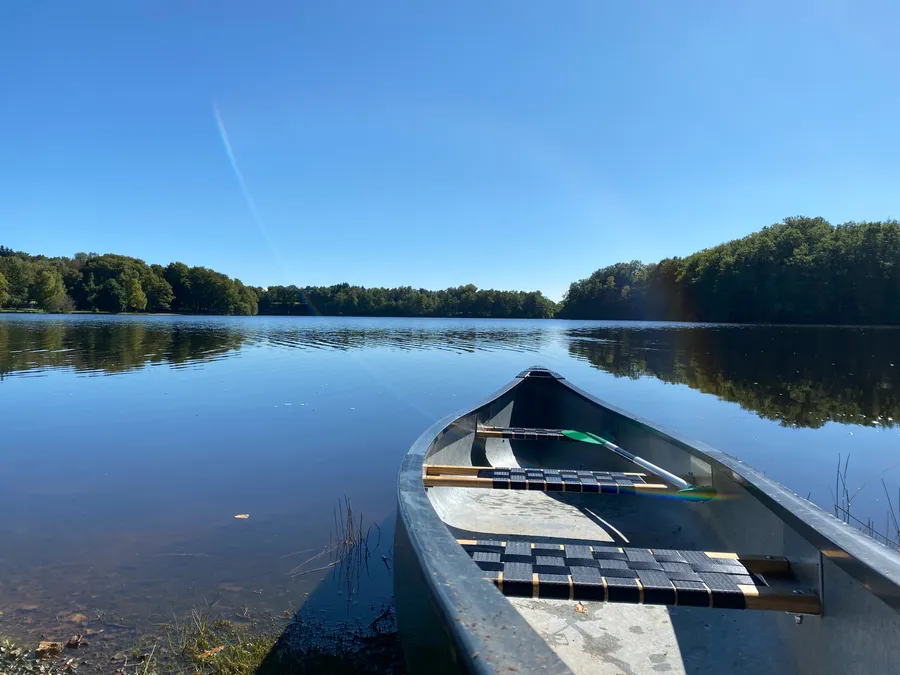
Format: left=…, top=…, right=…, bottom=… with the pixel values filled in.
left=410, top=370, right=900, bottom=675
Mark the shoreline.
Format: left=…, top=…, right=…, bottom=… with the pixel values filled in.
left=2, top=309, right=900, bottom=327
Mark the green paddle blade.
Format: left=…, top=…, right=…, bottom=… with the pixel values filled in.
left=560, top=429, right=607, bottom=445
left=561, top=430, right=611, bottom=445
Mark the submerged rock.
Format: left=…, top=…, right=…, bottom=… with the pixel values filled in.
left=37, top=641, right=63, bottom=658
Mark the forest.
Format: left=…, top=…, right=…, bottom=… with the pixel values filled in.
left=3, top=216, right=898, bottom=322
left=558, top=217, right=900, bottom=324
left=0, top=247, right=556, bottom=318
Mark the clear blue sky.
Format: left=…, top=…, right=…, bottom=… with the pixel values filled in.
left=2, top=1, right=898, bottom=300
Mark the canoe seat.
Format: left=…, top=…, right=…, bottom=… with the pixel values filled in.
left=458, top=539, right=820, bottom=614
left=424, top=465, right=666, bottom=493
left=477, top=426, right=569, bottom=441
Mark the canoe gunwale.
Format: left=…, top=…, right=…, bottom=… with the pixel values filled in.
left=396, top=373, right=571, bottom=675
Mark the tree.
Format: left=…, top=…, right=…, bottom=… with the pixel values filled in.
left=82, top=273, right=99, bottom=309
left=164, top=262, right=193, bottom=312
left=96, top=278, right=127, bottom=313
left=145, top=265, right=174, bottom=312
left=0, top=270, right=8, bottom=306
left=0, top=255, right=35, bottom=306
left=32, top=269, right=68, bottom=311
left=124, top=273, right=147, bottom=311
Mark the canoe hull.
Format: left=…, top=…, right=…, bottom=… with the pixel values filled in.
left=394, top=510, right=465, bottom=675
left=395, top=367, right=900, bottom=674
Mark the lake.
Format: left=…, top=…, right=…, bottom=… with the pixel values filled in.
left=1, top=315, right=899, bottom=649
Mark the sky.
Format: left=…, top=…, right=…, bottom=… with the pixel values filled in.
left=2, top=1, right=899, bottom=300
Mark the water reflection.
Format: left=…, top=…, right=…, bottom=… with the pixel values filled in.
left=0, top=317, right=246, bottom=379
left=262, top=323, right=547, bottom=354
left=3, top=317, right=898, bottom=429
left=0, top=316, right=549, bottom=379
left=566, top=325, right=900, bottom=428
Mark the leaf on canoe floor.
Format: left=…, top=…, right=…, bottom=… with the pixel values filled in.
left=198, top=646, right=225, bottom=659
left=234, top=514, right=250, bottom=519
left=574, top=602, right=587, bottom=614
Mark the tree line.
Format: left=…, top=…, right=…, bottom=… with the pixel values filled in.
left=558, top=217, right=900, bottom=324
left=259, top=283, right=556, bottom=318
left=0, top=247, right=556, bottom=318
left=4, top=216, right=898, bottom=322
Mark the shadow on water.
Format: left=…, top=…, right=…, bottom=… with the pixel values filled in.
left=251, top=510, right=403, bottom=674
left=565, top=324, right=900, bottom=429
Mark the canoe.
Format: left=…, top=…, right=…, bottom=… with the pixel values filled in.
left=394, top=366, right=900, bottom=675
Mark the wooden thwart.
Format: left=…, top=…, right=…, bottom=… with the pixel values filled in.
left=477, top=426, right=585, bottom=440
left=476, top=427, right=568, bottom=440
left=738, top=584, right=820, bottom=613
left=425, top=475, right=668, bottom=491
left=424, top=465, right=662, bottom=494
left=484, top=575, right=819, bottom=614
left=425, top=465, right=646, bottom=478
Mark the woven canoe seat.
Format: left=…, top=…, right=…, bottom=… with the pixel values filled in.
left=479, top=467, right=648, bottom=492
left=457, top=539, right=820, bottom=614
left=423, top=465, right=665, bottom=493
left=477, top=426, right=569, bottom=441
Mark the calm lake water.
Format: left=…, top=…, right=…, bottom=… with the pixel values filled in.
left=1, top=315, right=899, bottom=645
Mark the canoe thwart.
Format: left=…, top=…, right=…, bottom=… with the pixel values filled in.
left=424, top=466, right=666, bottom=493
left=477, top=426, right=571, bottom=441
left=458, top=539, right=814, bottom=614
left=425, top=465, right=646, bottom=478
left=476, top=427, right=703, bottom=496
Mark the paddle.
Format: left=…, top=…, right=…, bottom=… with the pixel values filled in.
left=561, top=430, right=716, bottom=500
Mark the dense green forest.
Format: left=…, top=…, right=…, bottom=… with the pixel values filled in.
left=4, top=216, right=899, bottom=322
left=559, top=217, right=900, bottom=324
left=0, top=247, right=556, bottom=318
left=258, top=284, right=556, bottom=318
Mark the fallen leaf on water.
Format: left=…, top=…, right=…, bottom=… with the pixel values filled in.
left=198, top=646, right=225, bottom=659
left=574, top=602, right=587, bottom=614
left=234, top=514, right=250, bottom=519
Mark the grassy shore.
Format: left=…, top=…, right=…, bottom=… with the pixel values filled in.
left=0, top=602, right=401, bottom=675
left=0, top=500, right=402, bottom=674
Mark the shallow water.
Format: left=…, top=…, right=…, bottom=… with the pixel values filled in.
left=1, top=315, right=899, bottom=643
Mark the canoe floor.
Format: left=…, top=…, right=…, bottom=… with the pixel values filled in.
left=429, top=485, right=798, bottom=674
